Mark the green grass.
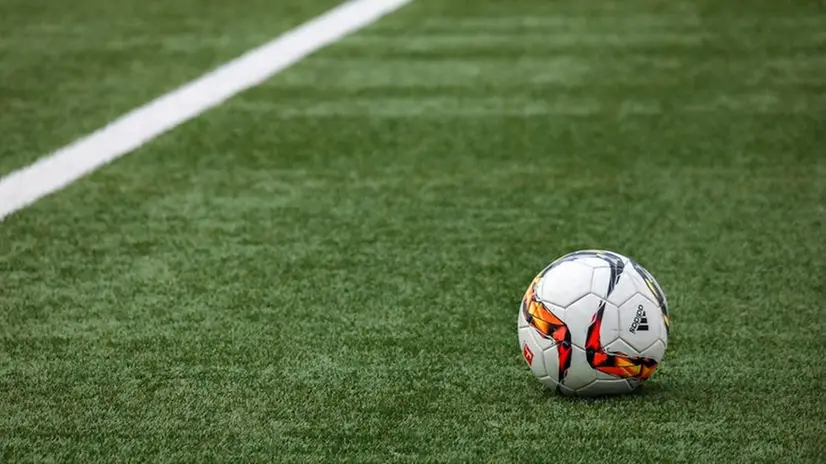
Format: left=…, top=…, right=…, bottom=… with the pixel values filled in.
left=0, top=0, right=338, bottom=176
left=1, top=0, right=825, bottom=462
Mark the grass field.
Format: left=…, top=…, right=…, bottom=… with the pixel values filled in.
left=1, top=0, right=825, bottom=462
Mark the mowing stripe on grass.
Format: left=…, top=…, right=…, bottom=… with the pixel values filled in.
left=0, top=0, right=413, bottom=222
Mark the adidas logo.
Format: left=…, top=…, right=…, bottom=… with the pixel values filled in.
left=629, top=304, right=649, bottom=333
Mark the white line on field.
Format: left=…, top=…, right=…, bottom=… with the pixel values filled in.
left=0, top=0, right=413, bottom=221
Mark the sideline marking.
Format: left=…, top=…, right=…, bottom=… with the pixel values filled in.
left=0, top=0, right=413, bottom=221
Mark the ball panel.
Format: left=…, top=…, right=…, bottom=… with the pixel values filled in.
left=593, top=300, right=620, bottom=347
left=518, top=325, right=548, bottom=380
left=535, top=261, right=594, bottom=308
left=568, top=256, right=611, bottom=270
left=595, top=369, right=622, bottom=381
left=618, top=293, right=662, bottom=353
left=629, top=261, right=670, bottom=331
left=521, top=281, right=573, bottom=385
left=640, top=339, right=666, bottom=362
left=540, top=341, right=561, bottom=384
left=631, top=261, right=668, bottom=308
left=591, top=266, right=638, bottom=307
left=532, top=300, right=567, bottom=325
left=560, top=345, right=597, bottom=390
left=559, top=293, right=605, bottom=350
left=589, top=320, right=659, bottom=382
left=604, top=338, right=638, bottom=357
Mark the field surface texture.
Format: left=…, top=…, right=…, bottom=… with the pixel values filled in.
left=1, top=0, right=824, bottom=462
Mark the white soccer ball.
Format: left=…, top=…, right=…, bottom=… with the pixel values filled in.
left=517, top=250, right=670, bottom=397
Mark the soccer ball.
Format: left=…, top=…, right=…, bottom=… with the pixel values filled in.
left=517, top=250, right=670, bottom=397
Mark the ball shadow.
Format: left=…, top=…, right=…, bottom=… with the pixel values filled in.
left=540, top=380, right=673, bottom=404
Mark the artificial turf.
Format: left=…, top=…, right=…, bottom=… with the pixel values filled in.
left=1, top=0, right=824, bottom=461
left=0, top=0, right=338, bottom=177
